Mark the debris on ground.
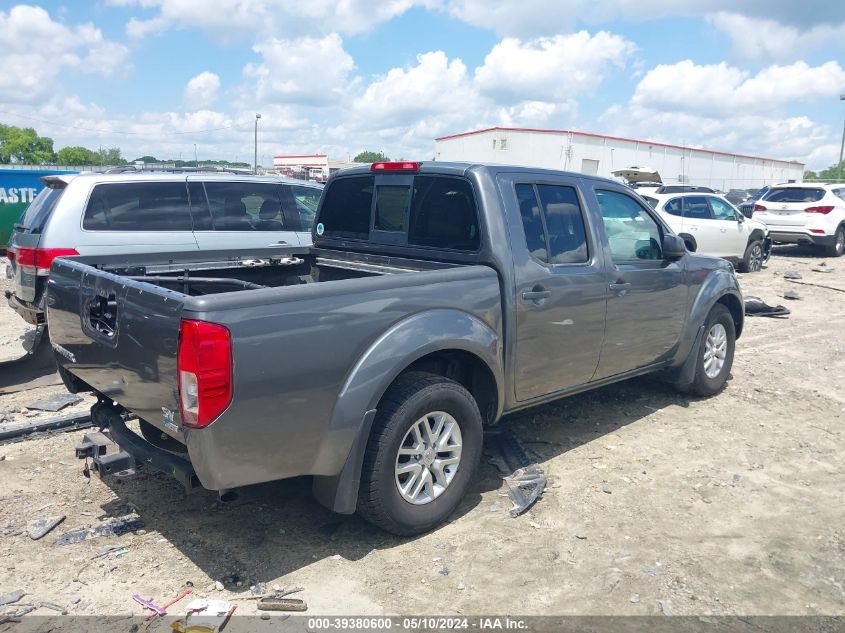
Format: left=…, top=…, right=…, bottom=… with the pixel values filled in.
left=53, top=514, right=144, bottom=546
left=783, top=289, right=801, bottom=300
left=27, top=515, right=65, bottom=540
left=132, top=594, right=167, bottom=617
left=171, top=598, right=233, bottom=633
left=783, top=271, right=802, bottom=280
left=812, top=266, right=834, bottom=273
left=0, top=590, right=25, bottom=606
left=39, top=601, right=68, bottom=615
left=25, top=394, right=83, bottom=412
left=257, top=596, right=308, bottom=612
left=484, top=427, right=547, bottom=517
left=743, top=296, right=790, bottom=318
left=143, top=588, right=192, bottom=621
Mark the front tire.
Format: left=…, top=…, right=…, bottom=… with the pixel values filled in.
left=824, top=225, right=845, bottom=258
left=677, top=303, right=735, bottom=397
left=739, top=240, right=764, bottom=272
left=357, top=371, right=483, bottom=536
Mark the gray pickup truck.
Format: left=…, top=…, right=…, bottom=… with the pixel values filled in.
left=47, top=162, right=743, bottom=535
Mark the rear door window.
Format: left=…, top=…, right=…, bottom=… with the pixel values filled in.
left=289, top=185, right=321, bottom=230
left=763, top=188, right=825, bottom=203
left=515, top=183, right=589, bottom=264
left=203, top=182, right=287, bottom=231
left=17, top=187, right=64, bottom=233
left=83, top=182, right=192, bottom=231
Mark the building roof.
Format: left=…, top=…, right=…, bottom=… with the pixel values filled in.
left=273, top=154, right=327, bottom=159
left=434, top=127, right=803, bottom=167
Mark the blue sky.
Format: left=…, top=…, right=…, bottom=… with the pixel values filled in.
left=1, top=1, right=844, bottom=169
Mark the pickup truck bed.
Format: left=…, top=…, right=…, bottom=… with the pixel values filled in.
left=48, top=246, right=502, bottom=491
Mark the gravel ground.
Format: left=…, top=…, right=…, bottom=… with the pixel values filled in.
left=0, top=248, right=843, bottom=620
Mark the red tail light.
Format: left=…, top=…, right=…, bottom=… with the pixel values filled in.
left=370, top=161, right=421, bottom=172
left=752, top=204, right=767, bottom=213
left=14, top=247, right=79, bottom=275
left=805, top=205, right=833, bottom=214
left=177, top=320, right=233, bottom=428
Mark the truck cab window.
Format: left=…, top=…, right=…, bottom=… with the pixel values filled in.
left=319, top=176, right=374, bottom=240
left=515, top=184, right=548, bottom=262
left=515, top=183, right=588, bottom=265
left=408, top=177, right=479, bottom=251
left=596, top=190, right=663, bottom=262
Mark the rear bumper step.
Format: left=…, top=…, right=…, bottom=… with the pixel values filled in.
left=77, top=406, right=199, bottom=491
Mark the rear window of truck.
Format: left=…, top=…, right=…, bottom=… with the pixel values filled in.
left=318, top=175, right=480, bottom=251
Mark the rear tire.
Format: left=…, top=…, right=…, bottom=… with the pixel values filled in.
left=677, top=303, right=735, bottom=397
left=357, top=371, right=483, bottom=536
left=825, top=225, right=845, bottom=258
left=739, top=240, right=764, bottom=272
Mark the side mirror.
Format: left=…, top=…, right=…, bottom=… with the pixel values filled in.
left=736, top=214, right=744, bottom=223
left=663, top=234, right=686, bottom=261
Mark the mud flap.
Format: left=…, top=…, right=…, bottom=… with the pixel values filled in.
left=0, top=324, right=61, bottom=394
left=484, top=426, right=547, bottom=517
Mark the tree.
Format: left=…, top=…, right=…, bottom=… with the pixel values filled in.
left=0, top=124, right=54, bottom=164
left=98, top=146, right=126, bottom=166
left=803, top=170, right=818, bottom=180
left=134, top=155, right=159, bottom=164
left=818, top=160, right=845, bottom=181
left=353, top=150, right=390, bottom=163
left=56, top=146, right=101, bottom=166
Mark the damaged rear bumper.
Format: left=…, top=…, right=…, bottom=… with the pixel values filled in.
left=76, top=403, right=199, bottom=491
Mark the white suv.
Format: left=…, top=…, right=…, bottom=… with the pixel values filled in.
left=642, top=192, right=771, bottom=272
left=751, top=183, right=845, bottom=257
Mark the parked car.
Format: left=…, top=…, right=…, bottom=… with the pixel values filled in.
left=654, top=185, right=716, bottom=194
left=5, top=172, right=322, bottom=326
left=612, top=166, right=663, bottom=196
left=738, top=186, right=771, bottom=218
left=724, top=189, right=751, bottom=206
left=642, top=193, right=770, bottom=272
left=49, top=161, right=743, bottom=535
left=751, top=183, right=845, bottom=257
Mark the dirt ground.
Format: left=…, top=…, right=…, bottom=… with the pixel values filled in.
left=0, top=248, right=843, bottom=620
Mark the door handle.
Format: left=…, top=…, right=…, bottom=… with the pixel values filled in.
left=720, top=228, right=727, bottom=233
left=609, top=281, right=631, bottom=295
left=522, top=287, right=551, bottom=301
left=266, top=240, right=290, bottom=247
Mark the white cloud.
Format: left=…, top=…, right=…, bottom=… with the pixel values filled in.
left=447, top=0, right=845, bottom=37
left=184, top=72, right=221, bottom=110
left=707, top=12, right=845, bottom=62
left=245, top=33, right=356, bottom=106
left=114, top=0, right=435, bottom=40
left=474, top=31, right=636, bottom=103
left=0, top=5, right=129, bottom=103
left=631, top=60, right=845, bottom=117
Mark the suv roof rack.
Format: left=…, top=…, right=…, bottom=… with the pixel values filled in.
left=104, top=165, right=257, bottom=175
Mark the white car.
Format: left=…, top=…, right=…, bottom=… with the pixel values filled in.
left=642, top=192, right=771, bottom=272
left=751, top=183, right=845, bottom=257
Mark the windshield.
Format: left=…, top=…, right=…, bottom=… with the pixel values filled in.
left=763, top=188, right=825, bottom=203
left=16, top=187, right=64, bottom=234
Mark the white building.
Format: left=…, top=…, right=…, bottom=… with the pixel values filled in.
left=434, top=127, right=804, bottom=190
left=272, top=154, right=360, bottom=181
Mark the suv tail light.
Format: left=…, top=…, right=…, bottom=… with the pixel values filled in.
left=14, top=247, right=79, bottom=275
left=370, top=161, right=420, bottom=172
left=805, top=205, right=834, bottom=214
left=752, top=204, right=767, bottom=213
left=177, top=320, right=232, bottom=428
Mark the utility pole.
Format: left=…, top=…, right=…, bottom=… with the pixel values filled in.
left=254, top=113, right=262, bottom=174
left=194, top=144, right=198, bottom=168
left=839, top=94, right=845, bottom=177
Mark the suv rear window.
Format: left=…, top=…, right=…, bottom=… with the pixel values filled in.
left=83, top=182, right=192, bottom=231
left=17, top=187, right=64, bottom=233
left=763, top=188, right=825, bottom=203
left=319, top=175, right=480, bottom=251
left=203, top=182, right=288, bottom=231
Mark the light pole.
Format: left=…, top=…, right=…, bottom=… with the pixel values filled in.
left=839, top=94, right=845, bottom=175
left=254, top=113, right=262, bottom=174
left=194, top=144, right=198, bottom=168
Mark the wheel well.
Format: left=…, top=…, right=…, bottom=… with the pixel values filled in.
left=396, top=350, right=498, bottom=424
left=679, top=233, right=697, bottom=252
left=717, top=294, right=743, bottom=338
left=746, top=229, right=765, bottom=247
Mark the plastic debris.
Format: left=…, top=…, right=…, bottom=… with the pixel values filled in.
left=53, top=514, right=144, bottom=546
left=783, top=289, right=801, bottom=301
left=27, top=515, right=66, bottom=540
left=143, top=588, right=192, bottom=622
left=257, top=596, right=308, bottom=612
left=743, top=296, right=790, bottom=318
left=25, top=394, right=83, bottom=412
left=171, top=598, right=233, bottom=633
left=0, top=590, right=25, bottom=606
left=783, top=270, right=802, bottom=280
left=39, top=601, right=68, bottom=615
left=133, top=594, right=167, bottom=617
left=484, top=427, right=547, bottom=517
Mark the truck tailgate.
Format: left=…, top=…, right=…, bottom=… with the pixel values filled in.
left=47, top=258, right=185, bottom=435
